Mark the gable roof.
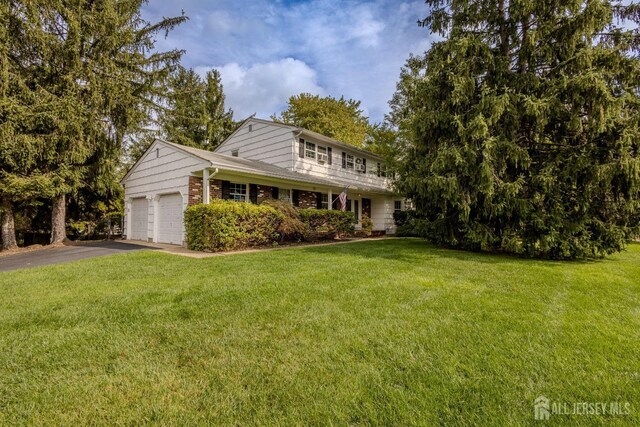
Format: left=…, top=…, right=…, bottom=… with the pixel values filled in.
left=216, top=117, right=384, bottom=161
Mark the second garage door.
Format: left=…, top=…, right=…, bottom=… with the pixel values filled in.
left=157, top=193, right=184, bottom=245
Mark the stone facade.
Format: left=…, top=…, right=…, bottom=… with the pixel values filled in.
left=189, top=177, right=326, bottom=210
left=188, top=176, right=223, bottom=206
left=210, top=179, right=222, bottom=200
left=297, top=191, right=318, bottom=209
left=188, top=176, right=203, bottom=206
left=257, top=185, right=273, bottom=202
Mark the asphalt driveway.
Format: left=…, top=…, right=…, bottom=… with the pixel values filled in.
left=0, top=241, right=154, bottom=272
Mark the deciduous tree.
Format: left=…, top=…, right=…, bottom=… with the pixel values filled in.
left=272, top=93, right=372, bottom=148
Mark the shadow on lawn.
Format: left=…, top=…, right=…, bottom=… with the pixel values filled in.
left=300, top=237, right=611, bottom=267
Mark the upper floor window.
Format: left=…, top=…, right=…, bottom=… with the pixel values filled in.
left=317, top=146, right=328, bottom=163
left=229, top=183, right=247, bottom=202
left=376, top=163, right=388, bottom=178
left=346, top=154, right=354, bottom=169
left=305, top=141, right=316, bottom=159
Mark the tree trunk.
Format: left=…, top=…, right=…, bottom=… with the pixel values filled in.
left=50, top=193, right=67, bottom=244
left=1, top=197, right=18, bottom=250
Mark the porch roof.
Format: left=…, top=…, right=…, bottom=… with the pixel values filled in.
left=161, top=139, right=394, bottom=195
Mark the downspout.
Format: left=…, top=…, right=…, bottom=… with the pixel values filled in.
left=203, top=167, right=219, bottom=204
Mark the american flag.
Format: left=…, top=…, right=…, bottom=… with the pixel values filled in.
left=338, top=187, right=348, bottom=211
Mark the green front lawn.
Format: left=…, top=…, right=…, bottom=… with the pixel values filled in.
left=1, top=239, right=639, bottom=425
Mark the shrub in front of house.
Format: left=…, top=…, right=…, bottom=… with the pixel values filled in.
left=184, top=201, right=283, bottom=251
left=299, top=209, right=354, bottom=240
left=259, top=198, right=310, bottom=242
left=358, top=214, right=373, bottom=237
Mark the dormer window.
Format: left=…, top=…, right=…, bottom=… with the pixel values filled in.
left=305, top=141, right=316, bottom=159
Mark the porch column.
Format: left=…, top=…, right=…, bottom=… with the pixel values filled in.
left=203, top=168, right=210, bottom=204
left=328, top=189, right=333, bottom=210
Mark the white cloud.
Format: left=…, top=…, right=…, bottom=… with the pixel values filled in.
left=142, top=0, right=435, bottom=122
left=197, top=58, right=325, bottom=119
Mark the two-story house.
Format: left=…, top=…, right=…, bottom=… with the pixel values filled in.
left=121, top=118, right=403, bottom=245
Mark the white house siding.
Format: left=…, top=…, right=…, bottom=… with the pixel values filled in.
left=370, top=196, right=398, bottom=233
left=215, top=120, right=294, bottom=169
left=293, top=137, right=390, bottom=189
left=123, top=141, right=208, bottom=243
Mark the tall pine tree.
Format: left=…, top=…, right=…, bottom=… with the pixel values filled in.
left=3, top=1, right=185, bottom=244
left=159, top=66, right=235, bottom=151
left=203, top=69, right=236, bottom=149
left=391, top=0, right=640, bottom=258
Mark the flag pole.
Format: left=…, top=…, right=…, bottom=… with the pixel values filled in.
left=331, top=186, right=349, bottom=205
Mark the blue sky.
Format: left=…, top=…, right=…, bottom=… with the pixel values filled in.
left=141, top=0, right=433, bottom=123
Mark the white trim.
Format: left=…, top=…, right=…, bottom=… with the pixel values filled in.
left=203, top=168, right=210, bottom=204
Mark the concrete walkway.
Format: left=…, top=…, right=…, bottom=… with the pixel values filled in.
left=122, top=236, right=393, bottom=259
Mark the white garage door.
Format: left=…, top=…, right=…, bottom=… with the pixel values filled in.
left=157, top=193, right=184, bottom=245
left=130, top=197, right=149, bottom=241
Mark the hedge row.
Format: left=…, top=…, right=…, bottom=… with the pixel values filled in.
left=184, top=201, right=282, bottom=251
left=185, top=200, right=356, bottom=252
left=298, top=208, right=354, bottom=240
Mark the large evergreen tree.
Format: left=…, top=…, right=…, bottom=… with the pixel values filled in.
left=392, top=0, right=640, bottom=259
left=272, top=93, right=372, bottom=148
left=159, top=66, right=235, bottom=150
left=2, top=1, right=185, bottom=244
left=203, top=69, right=236, bottom=149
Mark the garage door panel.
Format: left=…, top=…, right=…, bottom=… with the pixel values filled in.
left=130, top=198, right=149, bottom=241
left=158, top=193, right=183, bottom=245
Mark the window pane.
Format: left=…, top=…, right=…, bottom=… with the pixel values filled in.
left=317, top=146, right=327, bottom=155
left=305, top=141, right=316, bottom=159
left=346, top=154, right=354, bottom=169
left=229, top=183, right=246, bottom=202
left=278, top=189, right=291, bottom=202
left=394, top=200, right=402, bottom=211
